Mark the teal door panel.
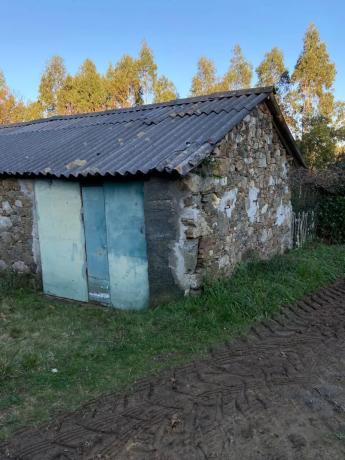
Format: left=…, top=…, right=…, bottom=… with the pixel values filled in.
left=82, top=186, right=110, bottom=304
left=35, top=180, right=88, bottom=302
left=104, top=182, right=149, bottom=309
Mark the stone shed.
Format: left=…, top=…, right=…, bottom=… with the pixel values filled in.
left=0, top=87, right=305, bottom=309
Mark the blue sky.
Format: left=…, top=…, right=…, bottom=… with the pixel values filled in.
left=1, top=0, right=344, bottom=102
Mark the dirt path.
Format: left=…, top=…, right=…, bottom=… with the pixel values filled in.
left=2, top=280, right=345, bottom=459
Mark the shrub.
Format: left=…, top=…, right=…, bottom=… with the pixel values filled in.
left=317, top=195, right=345, bottom=243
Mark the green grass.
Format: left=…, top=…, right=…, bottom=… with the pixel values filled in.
left=0, top=243, right=344, bottom=439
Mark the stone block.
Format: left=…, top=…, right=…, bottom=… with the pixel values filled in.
left=182, top=239, right=199, bottom=274
left=184, top=173, right=203, bottom=193
left=0, top=260, right=8, bottom=270
left=12, top=261, right=30, bottom=273
left=0, top=216, right=12, bottom=232
left=2, top=201, right=12, bottom=213
left=0, top=232, right=12, bottom=244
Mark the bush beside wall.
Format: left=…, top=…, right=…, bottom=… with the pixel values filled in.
left=318, top=196, right=345, bottom=244
left=290, top=167, right=345, bottom=246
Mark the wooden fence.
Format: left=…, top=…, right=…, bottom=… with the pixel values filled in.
left=291, top=209, right=316, bottom=248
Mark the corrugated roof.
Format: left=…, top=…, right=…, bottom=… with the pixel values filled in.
left=0, top=87, right=305, bottom=178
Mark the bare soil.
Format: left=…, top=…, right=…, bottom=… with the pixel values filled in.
left=2, top=280, right=345, bottom=459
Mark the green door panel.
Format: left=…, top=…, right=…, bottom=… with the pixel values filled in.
left=104, top=182, right=149, bottom=309
left=35, top=180, right=88, bottom=302
left=82, top=185, right=110, bottom=304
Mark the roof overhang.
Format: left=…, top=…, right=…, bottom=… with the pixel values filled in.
left=0, top=86, right=306, bottom=178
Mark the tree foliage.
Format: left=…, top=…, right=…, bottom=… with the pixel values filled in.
left=292, top=23, right=336, bottom=128
left=300, top=116, right=337, bottom=168
left=0, top=70, right=40, bottom=124
left=190, top=57, right=218, bottom=96
left=22, top=101, right=43, bottom=120
left=333, top=101, right=345, bottom=131
left=190, top=48, right=254, bottom=96
left=137, top=41, right=157, bottom=103
left=256, top=47, right=287, bottom=87
left=56, top=75, right=77, bottom=115
left=255, top=48, right=297, bottom=128
left=104, top=42, right=159, bottom=107
left=105, top=54, right=142, bottom=108
left=223, top=45, right=253, bottom=90
left=1, top=41, right=179, bottom=121
left=71, top=59, right=106, bottom=113
left=153, top=76, right=177, bottom=102
left=290, top=23, right=338, bottom=168
left=0, top=70, right=17, bottom=124
left=38, top=55, right=66, bottom=115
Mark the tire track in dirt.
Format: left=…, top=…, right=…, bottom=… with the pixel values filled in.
left=2, top=280, right=345, bottom=459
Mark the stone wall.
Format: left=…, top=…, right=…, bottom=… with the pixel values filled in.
left=170, top=102, right=293, bottom=294
left=0, top=178, right=39, bottom=273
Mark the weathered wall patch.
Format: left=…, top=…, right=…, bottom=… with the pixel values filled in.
left=0, top=179, right=38, bottom=273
